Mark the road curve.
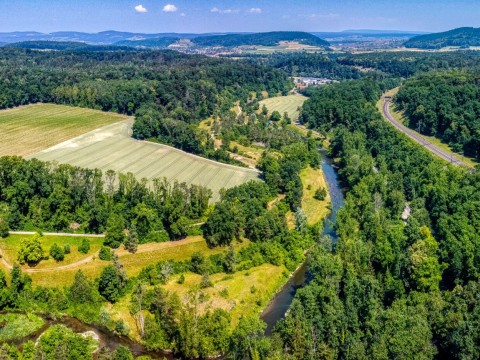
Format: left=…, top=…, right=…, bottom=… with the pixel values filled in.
left=382, top=100, right=467, bottom=167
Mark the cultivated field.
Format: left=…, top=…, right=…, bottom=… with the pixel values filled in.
left=260, top=95, right=308, bottom=121
left=0, top=104, right=129, bottom=156
left=28, top=118, right=261, bottom=202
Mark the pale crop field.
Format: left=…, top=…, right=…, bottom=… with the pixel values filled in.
left=28, top=117, right=260, bottom=202
left=259, top=95, right=308, bottom=121
left=0, top=104, right=129, bottom=156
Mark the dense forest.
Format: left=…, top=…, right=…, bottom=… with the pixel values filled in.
left=395, top=71, right=480, bottom=159
left=275, top=77, right=480, bottom=359
left=115, top=37, right=180, bottom=49
left=191, top=31, right=330, bottom=47
left=404, top=27, right=480, bottom=49
left=0, top=48, right=289, bottom=163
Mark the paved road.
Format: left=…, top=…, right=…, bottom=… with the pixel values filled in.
left=382, top=100, right=467, bottom=167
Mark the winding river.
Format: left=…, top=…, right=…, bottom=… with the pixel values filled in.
left=261, top=150, right=344, bottom=335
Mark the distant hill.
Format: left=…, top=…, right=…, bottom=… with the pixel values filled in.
left=192, top=31, right=329, bottom=47
left=0, top=31, right=222, bottom=45
left=405, top=27, right=480, bottom=49
left=115, top=37, right=180, bottom=49
left=5, top=41, right=130, bottom=51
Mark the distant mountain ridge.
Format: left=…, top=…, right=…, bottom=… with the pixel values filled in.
left=0, top=30, right=226, bottom=44
left=405, top=27, right=480, bottom=49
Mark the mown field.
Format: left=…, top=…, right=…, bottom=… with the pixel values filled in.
left=259, top=94, right=308, bottom=120
left=28, top=116, right=260, bottom=202
left=0, top=104, right=129, bottom=156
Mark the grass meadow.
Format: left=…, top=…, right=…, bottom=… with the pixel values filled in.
left=259, top=95, right=308, bottom=121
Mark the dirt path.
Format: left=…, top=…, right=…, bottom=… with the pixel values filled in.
left=382, top=100, right=467, bottom=167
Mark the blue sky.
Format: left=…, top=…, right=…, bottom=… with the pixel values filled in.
left=0, top=0, right=479, bottom=33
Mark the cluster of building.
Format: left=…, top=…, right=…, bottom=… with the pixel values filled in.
left=293, top=77, right=335, bottom=90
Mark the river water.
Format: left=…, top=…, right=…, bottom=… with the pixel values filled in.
left=261, top=150, right=344, bottom=335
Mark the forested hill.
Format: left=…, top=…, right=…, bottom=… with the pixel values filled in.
left=404, top=27, right=480, bottom=49
left=192, top=31, right=330, bottom=47
left=4, top=41, right=130, bottom=51
left=114, top=37, right=179, bottom=48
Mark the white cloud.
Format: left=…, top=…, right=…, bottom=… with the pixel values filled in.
left=249, top=8, right=262, bottom=14
left=299, top=13, right=340, bottom=20
left=134, top=4, right=147, bottom=13
left=180, top=12, right=186, bottom=17
left=163, top=4, right=178, bottom=12
left=210, top=7, right=239, bottom=14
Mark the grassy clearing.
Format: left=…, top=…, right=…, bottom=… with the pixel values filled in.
left=300, top=166, right=331, bottom=225
left=0, top=235, right=248, bottom=287
left=259, top=95, right=308, bottom=121
left=378, top=88, right=478, bottom=168
left=0, top=234, right=103, bottom=270
left=0, top=103, right=129, bottom=157
left=0, top=313, right=44, bottom=341
left=29, top=118, right=260, bottom=202
left=163, top=264, right=287, bottom=327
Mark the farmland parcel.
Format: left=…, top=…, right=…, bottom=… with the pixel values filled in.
left=0, top=103, right=129, bottom=156
left=28, top=116, right=260, bottom=202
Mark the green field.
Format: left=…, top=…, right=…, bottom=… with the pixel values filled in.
left=0, top=234, right=248, bottom=287
left=259, top=95, right=308, bottom=121
left=0, top=104, right=129, bottom=157
left=27, top=116, right=260, bottom=202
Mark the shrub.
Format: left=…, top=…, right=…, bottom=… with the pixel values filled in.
left=177, top=274, right=185, bottom=284
left=314, top=187, right=327, bottom=201
left=64, top=244, right=71, bottom=254
left=50, top=243, right=65, bottom=262
left=78, top=238, right=90, bottom=254
left=0, top=218, right=9, bottom=238
left=200, top=274, right=212, bottom=288
left=99, top=246, right=112, bottom=261
left=17, top=234, right=44, bottom=265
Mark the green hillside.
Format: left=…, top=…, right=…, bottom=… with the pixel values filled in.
left=404, top=27, right=480, bottom=49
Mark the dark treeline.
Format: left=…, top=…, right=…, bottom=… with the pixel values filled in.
left=337, top=51, right=480, bottom=77
left=273, top=79, right=480, bottom=359
left=395, top=70, right=480, bottom=159
left=0, top=157, right=210, bottom=240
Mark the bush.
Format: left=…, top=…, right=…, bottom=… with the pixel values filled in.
left=17, top=234, right=44, bottom=265
left=113, top=346, right=134, bottom=360
left=99, top=246, right=112, bottom=261
left=50, top=243, right=65, bottom=262
left=0, top=218, right=9, bottom=238
left=200, top=274, right=213, bottom=288
left=177, top=274, right=185, bottom=284
left=64, top=244, right=71, bottom=254
left=78, top=238, right=90, bottom=254
left=314, top=187, right=327, bottom=201
left=114, top=320, right=130, bottom=336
